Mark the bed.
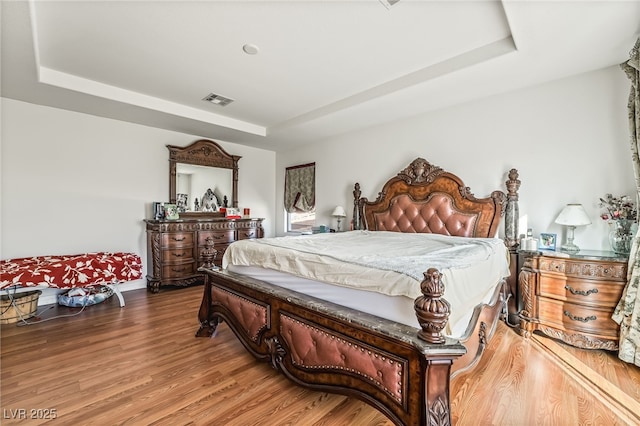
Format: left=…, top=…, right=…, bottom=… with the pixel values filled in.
left=196, top=158, right=520, bottom=425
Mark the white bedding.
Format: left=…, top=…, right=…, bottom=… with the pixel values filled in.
left=223, top=231, right=510, bottom=337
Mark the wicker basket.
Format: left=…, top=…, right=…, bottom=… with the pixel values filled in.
left=0, top=290, right=42, bottom=324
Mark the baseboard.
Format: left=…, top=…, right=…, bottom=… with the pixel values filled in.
left=531, top=333, right=640, bottom=425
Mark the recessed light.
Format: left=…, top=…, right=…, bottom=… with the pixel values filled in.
left=242, top=44, right=259, bottom=55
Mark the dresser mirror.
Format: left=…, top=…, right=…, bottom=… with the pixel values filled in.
left=168, top=139, right=240, bottom=217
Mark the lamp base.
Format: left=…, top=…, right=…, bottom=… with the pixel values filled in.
left=560, top=243, right=580, bottom=254
left=561, top=225, right=580, bottom=253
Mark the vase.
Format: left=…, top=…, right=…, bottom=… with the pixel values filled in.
left=609, top=219, right=635, bottom=255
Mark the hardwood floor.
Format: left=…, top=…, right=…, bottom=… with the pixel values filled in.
left=2, top=286, right=639, bottom=425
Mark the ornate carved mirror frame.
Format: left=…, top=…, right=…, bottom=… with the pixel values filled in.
left=168, top=139, right=241, bottom=215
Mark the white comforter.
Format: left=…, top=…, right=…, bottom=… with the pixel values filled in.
left=223, top=230, right=510, bottom=328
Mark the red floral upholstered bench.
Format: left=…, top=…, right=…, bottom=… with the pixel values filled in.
left=0, top=252, right=142, bottom=307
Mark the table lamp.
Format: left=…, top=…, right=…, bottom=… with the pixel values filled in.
left=554, top=204, right=591, bottom=253
left=332, top=206, right=347, bottom=232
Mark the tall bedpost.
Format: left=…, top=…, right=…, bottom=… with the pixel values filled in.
left=504, top=168, right=521, bottom=325
left=504, top=168, right=521, bottom=248
left=353, top=183, right=362, bottom=230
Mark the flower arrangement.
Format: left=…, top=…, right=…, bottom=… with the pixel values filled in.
left=599, top=194, right=637, bottom=223
left=600, top=194, right=637, bottom=255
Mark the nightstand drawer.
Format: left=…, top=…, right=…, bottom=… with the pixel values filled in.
left=538, top=275, right=624, bottom=307
left=538, top=257, right=626, bottom=280
left=162, top=232, right=194, bottom=248
left=537, top=298, right=619, bottom=338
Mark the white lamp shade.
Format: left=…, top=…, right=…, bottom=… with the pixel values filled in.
left=555, top=204, right=592, bottom=226
left=332, top=206, right=346, bottom=217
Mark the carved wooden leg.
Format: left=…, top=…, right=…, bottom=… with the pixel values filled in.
left=518, top=267, right=535, bottom=338
left=147, top=279, right=160, bottom=294
left=423, top=358, right=454, bottom=426
left=196, top=273, right=219, bottom=337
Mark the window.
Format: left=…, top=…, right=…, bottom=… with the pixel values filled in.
left=286, top=210, right=316, bottom=233
left=284, top=163, right=316, bottom=232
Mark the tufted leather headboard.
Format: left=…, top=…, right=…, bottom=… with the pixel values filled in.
left=353, top=158, right=507, bottom=238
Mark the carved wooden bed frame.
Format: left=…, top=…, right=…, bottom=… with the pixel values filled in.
left=196, top=158, right=520, bottom=425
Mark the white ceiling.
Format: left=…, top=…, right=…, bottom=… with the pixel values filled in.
left=2, top=1, right=639, bottom=151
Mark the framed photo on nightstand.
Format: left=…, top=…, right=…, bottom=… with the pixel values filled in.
left=539, top=233, right=557, bottom=251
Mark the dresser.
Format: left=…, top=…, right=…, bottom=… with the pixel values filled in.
left=518, top=249, right=628, bottom=350
left=145, top=217, right=264, bottom=292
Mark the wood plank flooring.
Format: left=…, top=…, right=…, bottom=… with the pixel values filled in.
left=1, top=285, right=639, bottom=425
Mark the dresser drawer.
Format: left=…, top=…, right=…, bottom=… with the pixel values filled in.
left=538, top=275, right=624, bottom=307
left=198, top=230, right=235, bottom=246
left=161, top=232, right=194, bottom=248
left=237, top=228, right=259, bottom=240
left=162, top=248, right=194, bottom=263
left=162, top=261, right=196, bottom=278
left=538, top=257, right=626, bottom=280
left=537, top=298, right=619, bottom=338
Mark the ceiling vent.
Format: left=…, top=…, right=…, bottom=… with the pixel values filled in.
left=202, top=93, right=234, bottom=107
left=379, top=0, right=400, bottom=8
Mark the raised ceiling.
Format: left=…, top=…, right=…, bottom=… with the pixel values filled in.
left=2, top=1, right=639, bottom=151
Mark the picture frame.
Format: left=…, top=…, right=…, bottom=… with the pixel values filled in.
left=176, top=193, right=188, bottom=213
left=153, top=202, right=165, bottom=220
left=539, top=233, right=557, bottom=251
left=225, top=207, right=241, bottom=219
left=164, top=203, right=179, bottom=220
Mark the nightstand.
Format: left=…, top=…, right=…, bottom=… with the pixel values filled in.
left=518, top=249, right=629, bottom=350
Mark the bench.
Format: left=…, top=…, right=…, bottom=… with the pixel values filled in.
left=0, top=252, right=143, bottom=307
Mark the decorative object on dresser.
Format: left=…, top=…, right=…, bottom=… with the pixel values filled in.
left=331, top=205, right=346, bottom=231
left=196, top=157, right=521, bottom=425
left=554, top=203, right=591, bottom=253
left=518, top=249, right=628, bottom=350
left=144, top=139, right=264, bottom=293
left=599, top=194, right=637, bottom=255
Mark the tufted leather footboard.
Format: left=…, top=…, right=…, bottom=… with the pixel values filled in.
left=197, top=268, right=466, bottom=426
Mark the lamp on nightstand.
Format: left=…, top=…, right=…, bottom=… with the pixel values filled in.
left=332, top=206, right=346, bottom=232
left=555, top=204, right=592, bottom=253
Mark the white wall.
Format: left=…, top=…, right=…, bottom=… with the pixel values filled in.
left=2, top=65, right=635, bottom=305
left=276, top=66, right=635, bottom=251
left=1, top=98, right=276, bottom=304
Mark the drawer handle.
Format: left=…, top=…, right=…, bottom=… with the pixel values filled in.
left=563, top=310, right=596, bottom=323
left=564, top=285, right=598, bottom=296
left=172, top=236, right=186, bottom=241
left=172, top=252, right=185, bottom=257
left=171, top=267, right=187, bottom=272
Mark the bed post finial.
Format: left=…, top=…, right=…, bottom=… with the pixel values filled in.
left=414, top=268, right=451, bottom=344
left=200, top=237, right=218, bottom=269
left=504, top=169, right=520, bottom=248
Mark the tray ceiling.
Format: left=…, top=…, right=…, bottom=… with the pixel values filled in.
left=2, top=1, right=639, bottom=151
